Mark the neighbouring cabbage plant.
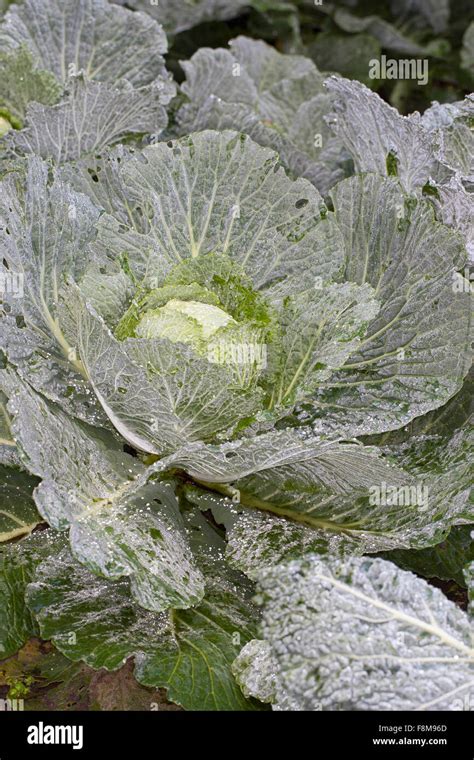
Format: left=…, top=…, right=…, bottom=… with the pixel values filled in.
left=0, top=0, right=473, bottom=712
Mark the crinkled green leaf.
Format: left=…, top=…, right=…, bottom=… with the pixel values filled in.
left=157, top=431, right=455, bottom=560
left=0, top=465, right=41, bottom=543
left=257, top=555, right=474, bottom=710
left=177, top=39, right=349, bottom=195
left=0, top=46, right=61, bottom=125
left=1, top=371, right=205, bottom=612
left=422, top=97, right=474, bottom=182
left=232, top=639, right=277, bottom=704
left=155, top=430, right=406, bottom=487
left=116, top=131, right=341, bottom=290
left=266, top=282, right=379, bottom=409
left=302, top=173, right=472, bottom=436
left=0, top=157, right=99, bottom=358
left=9, top=78, right=170, bottom=164
left=425, top=176, right=474, bottom=264
left=0, top=0, right=171, bottom=88
left=326, top=77, right=436, bottom=193
left=0, top=156, right=112, bottom=425
left=26, top=515, right=263, bottom=711
left=0, top=391, right=20, bottom=467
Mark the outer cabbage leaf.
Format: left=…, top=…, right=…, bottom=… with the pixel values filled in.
left=0, top=532, right=54, bottom=658
left=26, top=515, right=263, bottom=711
left=425, top=175, right=474, bottom=264
left=154, top=430, right=407, bottom=487
left=232, top=639, right=277, bottom=704
left=256, top=555, right=474, bottom=710
left=8, top=78, right=170, bottom=164
left=116, top=131, right=342, bottom=290
left=177, top=39, right=349, bottom=196
left=1, top=371, right=205, bottom=612
left=301, top=173, right=472, bottom=436
left=266, top=282, right=379, bottom=409
left=325, top=77, right=436, bottom=194
left=421, top=97, right=474, bottom=182
left=384, top=526, right=474, bottom=587
left=60, top=133, right=344, bottom=296
left=157, top=430, right=464, bottom=560
left=0, top=391, right=21, bottom=467
left=0, top=0, right=171, bottom=88
left=0, top=465, right=41, bottom=543
left=0, top=46, right=61, bottom=126
left=0, top=157, right=112, bottom=426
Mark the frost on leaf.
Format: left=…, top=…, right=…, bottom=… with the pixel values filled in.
left=26, top=514, right=262, bottom=711
left=257, top=555, right=474, bottom=711
left=0, top=0, right=171, bottom=88
left=177, top=38, right=349, bottom=196
left=2, top=371, right=205, bottom=612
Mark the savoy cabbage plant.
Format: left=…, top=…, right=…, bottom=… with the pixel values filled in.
left=0, top=0, right=472, bottom=712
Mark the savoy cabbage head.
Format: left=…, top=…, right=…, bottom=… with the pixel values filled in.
left=0, top=0, right=472, bottom=713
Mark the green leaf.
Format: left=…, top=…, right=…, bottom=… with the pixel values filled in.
left=0, top=391, right=21, bottom=467
left=26, top=514, right=263, bottom=711
left=422, top=97, right=474, bottom=181
left=256, top=555, right=474, bottom=710
left=302, top=173, right=472, bottom=436
left=0, top=156, right=99, bottom=374
left=155, top=429, right=464, bottom=561
left=0, top=465, right=42, bottom=543
left=425, top=175, right=474, bottom=264
left=0, top=0, right=171, bottom=88
left=232, top=639, right=277, bottom=704
left=177, top=38, right=349, bottom=196
left=266, top=282, right=379, bottom=409
left=0, top=531, right=54, bottom=659
left=325, top=77, right=436, bottom=193
left=384, top=527, right=474, bottom=587
left=117, top=130, right=339, bottom=288
left=0, top=46, right=61, bottom=125
left=2, top=371, right=205, bottom=612
left=9, top=77, right=171, bottom=164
